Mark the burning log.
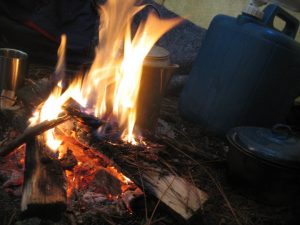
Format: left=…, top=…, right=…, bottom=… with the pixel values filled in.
left=56, top=120, right=209, bottom=222
left=62, top=98, right=105, bottom=128
left=21, top=135, right=67, bottom=218
left=0, top=114, right=69, bottom=157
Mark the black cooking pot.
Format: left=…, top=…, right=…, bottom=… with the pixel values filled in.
left=226, top=125, right=300, bottom=205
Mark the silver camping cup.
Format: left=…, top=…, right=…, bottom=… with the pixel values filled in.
left=0, top=48, right=28, bottom=92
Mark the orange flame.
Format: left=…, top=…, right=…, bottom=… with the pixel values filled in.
left=82, top=0, right=181, bottom=143
left=30, top=0, right=181, bottom=149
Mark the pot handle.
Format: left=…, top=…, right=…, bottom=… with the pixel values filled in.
left=271, top=124, right=293, bottom=140
left=166, top=63, right=179, bottom=72
left=164, top=64, right=179, bottom=83
left=158, top=64, right=179, bottom=95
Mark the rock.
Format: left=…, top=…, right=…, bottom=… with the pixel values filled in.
left=137, top=0, right=207, bottom=74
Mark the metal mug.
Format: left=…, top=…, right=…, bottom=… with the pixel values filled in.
left=0, top=48, right=28, bottom=92
left=136, top=46, right=178, bottom=130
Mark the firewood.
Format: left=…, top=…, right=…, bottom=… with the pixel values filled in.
left=142, top=170, right=208, bottom=221
left=0, top=89, right=17, bottom=110
left=61, top=97, right=106, bottom=129
left=0, top=114, right=69, bottom=157
left=63, top=104, right=105, bottom=128
left=56, top=120, right=209, bottom=222
left=16, top=78, right=53, bottom=107
left=21, top=135, right=67, bottom=218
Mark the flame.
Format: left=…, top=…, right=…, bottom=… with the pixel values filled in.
left=81, top=0, right=181, bottom=143
left=29, top=36, right=86, bottom=152
left=30, top=0, right=181, bottom=149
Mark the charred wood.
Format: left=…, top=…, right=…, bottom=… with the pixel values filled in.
left=21, top=135, right=67, bottom=219
left=16, top=78, right=53, bottom=108
left=62, top=97, right=106, bottom=129
left=0, top=114, right=69, bottom=157
left=56, top=120, right=209, bottom=222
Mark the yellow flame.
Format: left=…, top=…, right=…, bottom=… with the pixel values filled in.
left=81, top=0, right=182, bottom=143
left=55, top=34, right=67, bottom=77
left=29, top=35, right=86, bottom=152
left=30, top=78, right=86, bottom=151
left=30, top=0, right=181, bottom=149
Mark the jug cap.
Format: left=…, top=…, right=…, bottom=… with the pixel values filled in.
left=243, top=4, right=264, bottom=19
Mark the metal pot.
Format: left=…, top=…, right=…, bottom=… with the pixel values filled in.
left=0, top=48, right=28, bottom=92
left=80, top=46, right=178, bottom=131
left=136, top=46, right=178, bottom=130
left=226, top=125, right=300, bottom=205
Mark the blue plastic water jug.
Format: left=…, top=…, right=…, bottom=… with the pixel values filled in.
left=179, top=4, right=300, bottom=136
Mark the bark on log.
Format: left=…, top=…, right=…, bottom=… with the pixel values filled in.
left=56, top=120, right=208, bottom=222
left=63, top=103, right=105, bottom=128
left=16, top=78, right=53, bottom=107
left=0, top=114, right=69, bottom=157
left=21, top=135, right=67, bottom=218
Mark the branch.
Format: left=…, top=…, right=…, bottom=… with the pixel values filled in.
left=0, top=114, right=69, bottom=157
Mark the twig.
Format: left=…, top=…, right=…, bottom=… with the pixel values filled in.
left=0, top=114, right=69, bottom=157
left=162, top=136, right=216, bottom=161
left=188, top=169, right=203, bottom=211
left=148, top=216, right=168, bottom=224
left=101, top=215, right=116, bottom=225
left=136, top=151, right=149, bottom=221
left=6, top=209, right=16, bottom=225
left=146, top=176, right=176, bottom=225
left=168, top=140, right=242, bottom=225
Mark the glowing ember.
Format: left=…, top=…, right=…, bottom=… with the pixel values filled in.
left=58, top=139, right=135, bottom=199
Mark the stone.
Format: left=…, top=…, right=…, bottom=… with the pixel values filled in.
left=137, top=0, right=207, bottom=73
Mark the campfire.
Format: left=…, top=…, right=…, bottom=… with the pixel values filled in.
left=0, top=0, right=208, bottom=223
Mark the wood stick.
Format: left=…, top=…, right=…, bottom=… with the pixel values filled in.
left=62, top=97, right=107, bottom=128
left=21, top=135, right=67, bottom=218
left=16, top=78, right=53, bottom=107
left=56, top=120, right=209, bottom=222
left=0, top=114, right=69, bottom=157
left=63, top=104, right=105, bottom=128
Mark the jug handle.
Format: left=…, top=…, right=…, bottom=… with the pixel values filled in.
left=166, top=64, right=179, bottom=73
left=262, top=4, right=299, bottom=39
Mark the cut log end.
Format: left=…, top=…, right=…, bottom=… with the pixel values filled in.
left=143, top=172, right=209, bottom=221
left=57, top=121, right=209, bottom=222
left=21, top=136, right=67, bottom=219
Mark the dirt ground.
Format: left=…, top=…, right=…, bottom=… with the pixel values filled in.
left=0, top=64, right=299, bottom=225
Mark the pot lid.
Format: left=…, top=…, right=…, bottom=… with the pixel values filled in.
left=146, top=46, right=169, bottom=60
left=227, top=125, right=300, bottom=169
left=143, top=46, right=171, bottom=68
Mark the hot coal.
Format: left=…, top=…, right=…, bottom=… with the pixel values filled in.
left=90, top=168, right=122, bottom=195
left=0, top=146, right=24, bottom=197
left=94, top=121, right=122, bottom=142
left=60, top=149, right=78, bottom=170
